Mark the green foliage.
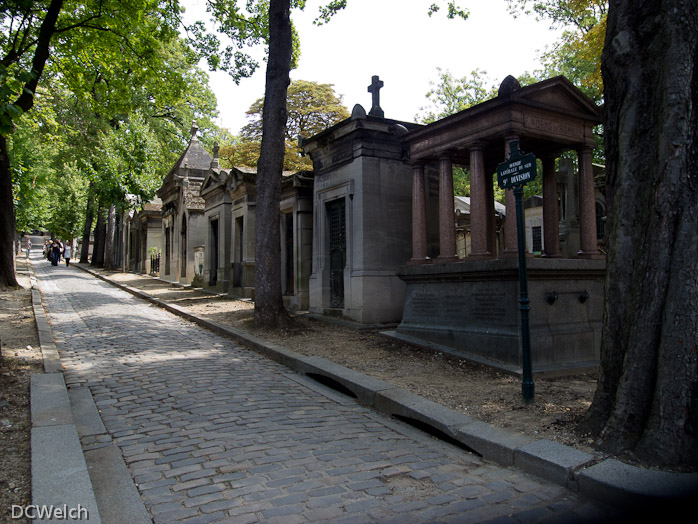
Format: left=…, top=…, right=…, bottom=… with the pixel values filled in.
left=417, top=68, right=498, bottom=124
left=505, top=0, right=607, bottom=102
left=4, top=0, right=223, bottom=234
left=44, top=162, right=88, bottom=241
left=100, top=111, right=165, bottom=206
left=224, top=79, right=349, bottom=171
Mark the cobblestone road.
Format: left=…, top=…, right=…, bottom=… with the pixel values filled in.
left=34, top=260, right=610, bottom=523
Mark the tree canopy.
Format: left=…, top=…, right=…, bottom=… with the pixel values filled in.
left=220, top=79, right=349, bottom=171
left=506, top=0, right=607, bottom=101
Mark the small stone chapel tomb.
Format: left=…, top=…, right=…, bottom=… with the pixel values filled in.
left=300, top=76, right=426, bottom=324
left=156, top=123, right=210, bottom=284
left=199, top=143, right=314, bottom=310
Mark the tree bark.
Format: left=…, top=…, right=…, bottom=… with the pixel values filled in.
left=253, top=0, right=294, bottom=327
left=91, top=207, right=106, bottom=267
left=79, top=185, right=95, bottom=263
left=104, top=204, right=116, bottom=270
left=584, top=0, right=698, bottom=468
left=0, top=0, right=64, bottom=288
left=0, top=136, right=19, bottom=289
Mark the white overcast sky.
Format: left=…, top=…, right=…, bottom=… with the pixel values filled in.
left=184, top=0, right=562, bottom=133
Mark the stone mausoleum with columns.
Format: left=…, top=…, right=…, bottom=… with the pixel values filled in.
left=388, top=75, right=605, bottom=374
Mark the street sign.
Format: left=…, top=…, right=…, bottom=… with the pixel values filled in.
left=496, top=141, right=537, bottom=189
left=498, top=139, right=536, bottom=403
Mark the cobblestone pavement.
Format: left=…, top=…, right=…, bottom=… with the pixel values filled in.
left=34, top=260, right=613, bottom=523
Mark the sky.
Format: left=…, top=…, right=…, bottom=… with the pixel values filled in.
left=185, top=0, right=563, bottom=134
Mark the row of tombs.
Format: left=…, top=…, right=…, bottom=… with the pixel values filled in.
left=120, top=75, right=607, bottom=375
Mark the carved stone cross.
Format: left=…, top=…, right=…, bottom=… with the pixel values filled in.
left=367, top=75, right=384, bottom=117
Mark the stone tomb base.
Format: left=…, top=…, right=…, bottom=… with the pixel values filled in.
left=384, top=258, right=605, bottom=376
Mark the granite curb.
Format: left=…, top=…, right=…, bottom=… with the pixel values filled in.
left=28, top=260, right=151, bottom=524
left=71, top=265, right=698, bottom=512
left=28, top=263, right=102, bottom=523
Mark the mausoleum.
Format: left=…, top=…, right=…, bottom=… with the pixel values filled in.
left=122, top=197, right=163, bottom=275
left=388, top=75, right=606, bottom=374
left=156, top=123, right=210, bottom=285
left=300, top=77, right=424, bottom=324
left=199, top=144, right=314, bottom=310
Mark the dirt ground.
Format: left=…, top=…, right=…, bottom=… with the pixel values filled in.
left=0, top=256, right=42, bottom=522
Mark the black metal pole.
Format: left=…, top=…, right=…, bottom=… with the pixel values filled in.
left=514, top=184, right=535, bottom=403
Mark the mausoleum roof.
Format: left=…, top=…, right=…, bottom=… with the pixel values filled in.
left=403, top=75, right=602, bottom=169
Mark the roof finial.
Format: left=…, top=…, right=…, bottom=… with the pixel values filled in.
left=190, top=121, right=199, bottom=141
left=211, top=142, right=220, bottom=169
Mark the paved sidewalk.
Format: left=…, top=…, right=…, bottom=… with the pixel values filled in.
left=31, top=259, right=621, bottom=523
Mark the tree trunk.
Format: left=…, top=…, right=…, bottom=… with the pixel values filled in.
left=0, top=0, right=63, bottom=288
left=583, top=0, right=698, bottom=469
left=0, top=136, right=19, bottom=289
left=253, top=0, right=294, bottom=327
left=79, top=186, right=95, bottom=263
left=104, top=204, right=116, bottom=270
left=91, top=207, right=106, bottom=267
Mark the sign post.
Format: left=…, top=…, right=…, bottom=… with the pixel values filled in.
left=497, top=140, right=536, bottom=404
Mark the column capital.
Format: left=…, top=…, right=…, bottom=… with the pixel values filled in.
left=438, top=150, right=456, bottom=161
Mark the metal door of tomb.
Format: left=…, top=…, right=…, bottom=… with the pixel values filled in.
left=327, top=198, right=346, bottom=308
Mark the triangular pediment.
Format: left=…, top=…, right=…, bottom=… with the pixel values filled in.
left=514, top=76, right=601, bottom=120
left=201, top=170, right=222, bottom=191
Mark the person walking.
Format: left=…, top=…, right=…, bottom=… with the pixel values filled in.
left=51, top=241, right=60, bottom=266
left=63, top=242, right=72, bottom=266
left=25, top=237, right=31, bottom=259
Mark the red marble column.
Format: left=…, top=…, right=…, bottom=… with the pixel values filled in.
left=577, top=147, right=602, bottom=257
left=408, top=163, right=431, bottom=265
left=502, top=137, right=520, bottom=257
left=437, top=153, right=458, bottom=263
left=542, top=155, right=562, bottom=257
left=469, top=143, right=492, bottom=259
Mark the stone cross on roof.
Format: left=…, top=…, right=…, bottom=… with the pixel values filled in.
left=367, top=75, right=385, bottom=118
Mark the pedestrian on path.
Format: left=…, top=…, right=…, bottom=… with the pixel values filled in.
left=63, top=242, right=72, bottom=266
left=25, top=237, right=31, bottom=259
left=50, top=240, right=60, bottom=266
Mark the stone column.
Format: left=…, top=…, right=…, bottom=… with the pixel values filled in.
left=502, top=137, right=520, bottom=257
left=468, top=143, right=492, bottom=259
left=408, top=163, right=431, bottom=265
left=577, top=146, right=601, bottom=257
left=437, top=153, right=458, bottom=263
left=542, top=155, right=561, bottom=257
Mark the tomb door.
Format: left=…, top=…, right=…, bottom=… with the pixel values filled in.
left=233, top=216, right=244, bottom=287
left=180, top=215, right=187, bottom=278
left=284, top=212, right=294, bottom=295
left=164, top=226, right=171, bottom=275
left=327, top=198, right=346, bottom=308
left=210, top=219, right=219, bottom=285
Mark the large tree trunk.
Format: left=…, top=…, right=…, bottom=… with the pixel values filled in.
left=253, top=0, right=294, bottom=327
left=104, top=204, right=116, bottom=270
left=584, top=0, right=698, bottom=469
left=0, top=136, right=19, bottom=289
left=91, top=207, right=106, bottom=267
left=79, top=186, right=95, bottom=263
left=0, top=0, right=63, bottom=288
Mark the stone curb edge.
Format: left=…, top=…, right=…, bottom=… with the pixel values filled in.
left=75, top=265, right=698, bottom=511
left=28, top=265, right=102, bottom=524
